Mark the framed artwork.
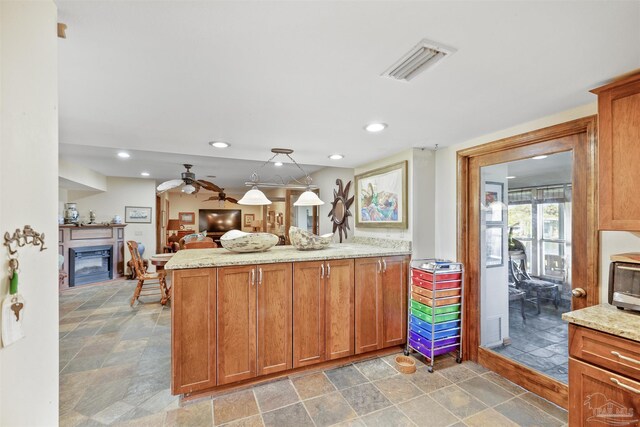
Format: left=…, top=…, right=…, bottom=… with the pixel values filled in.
left=125, top=206, right=152, bottom=223
left=244, top=214, right=255, bottom=227
left=268, top=210, right=276, bottom=224
left=485, top=181, right=504, bottom=223
left=486, top=225, right=504, bottom=267
left=355, top=161, right=407, bottom=228
left=179, top=212, right=195, bottom=225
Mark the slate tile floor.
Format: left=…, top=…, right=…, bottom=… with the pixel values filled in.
left=60, top=280, right=568, bottom=426
left=491, top=301, right=569, bottom=383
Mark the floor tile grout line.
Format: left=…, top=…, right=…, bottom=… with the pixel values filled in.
left=288, top=376, right=320, bottom=427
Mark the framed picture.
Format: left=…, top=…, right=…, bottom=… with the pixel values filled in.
left=179, top=212, right=195, bottom=225
left=486, top=225, right=504, bottom=267
left=355, top=161, right=408, bottom=228
left=244, top=214, right=255, bottom=227
left=485, top=181, right=504, bottom=223
left=125, top=206, right=152, bottom=223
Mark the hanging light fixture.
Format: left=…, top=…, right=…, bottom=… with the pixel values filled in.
left=181, top=184, right=196, bottom=194
left=238, top=148, right=324, bottom=206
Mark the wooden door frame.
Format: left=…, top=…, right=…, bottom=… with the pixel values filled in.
left=456, top=116, right=599, bottom=408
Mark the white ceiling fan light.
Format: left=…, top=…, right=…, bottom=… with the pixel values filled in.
left=381, top=38, right=456, bottom=82
left=181, top=184, right=196, bottom=194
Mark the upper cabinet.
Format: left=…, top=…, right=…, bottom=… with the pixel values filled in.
left=592, top=72, right=640, bottom=231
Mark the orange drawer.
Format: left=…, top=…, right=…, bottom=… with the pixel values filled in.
left=411, top=292, right=461, bottom=307
left=411, top=285, right=460, bottom=299
left=569, top=324, right=640, bottom=382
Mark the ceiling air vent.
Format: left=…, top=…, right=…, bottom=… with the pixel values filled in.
left=381, top=39, right=455, bottom=81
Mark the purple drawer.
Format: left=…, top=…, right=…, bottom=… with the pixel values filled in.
left=409, top=331, right=459, bottom=349
left=409, top=338, right=459, bottom=359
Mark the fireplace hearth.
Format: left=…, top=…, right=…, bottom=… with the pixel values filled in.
left=69, top=245, right=113, bottom=286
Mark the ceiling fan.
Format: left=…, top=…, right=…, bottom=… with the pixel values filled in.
left=202, top=189, right=238, bottom=205
left=156, top=164, right=222, bottom=194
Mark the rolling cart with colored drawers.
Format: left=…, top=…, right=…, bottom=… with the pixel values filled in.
left=404, top=259, right=464, bottom=372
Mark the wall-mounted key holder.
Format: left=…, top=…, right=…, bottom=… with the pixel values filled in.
left=1, top=225, right=46, bottom=347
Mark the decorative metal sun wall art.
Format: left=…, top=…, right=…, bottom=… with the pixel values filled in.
left=328, top=179, right=354, bottom=243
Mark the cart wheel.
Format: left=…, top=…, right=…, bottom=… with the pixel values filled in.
left=403, top=348, right=410, bottom=356
left=456, top=356, right=462, bottom=364
left=427, top=366, right=434, bottom=373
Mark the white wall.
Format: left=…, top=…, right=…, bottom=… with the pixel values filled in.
left=0, top=1, right=59, bottom=424
left=64, top=177, right=157, bottom=266
left=309, top=166, right=355, bottom=239
left=59, top=159, right=108, bottom=192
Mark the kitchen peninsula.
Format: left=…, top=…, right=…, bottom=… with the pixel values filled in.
left=165, top=238, right=411, bottom=397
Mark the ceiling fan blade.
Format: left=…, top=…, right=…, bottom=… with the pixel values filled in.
left=195, top=180, right=223, bottom=193
left=156, top=179, right=184, bottom=193
left=202, top=196, right=217, bottom=202
left=226, top=197, right=239, bottom=204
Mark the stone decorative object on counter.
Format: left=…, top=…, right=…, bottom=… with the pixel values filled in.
left=289, top=226, right=333, bottom=251
left=219, top=230, right=279, bottom=253
left=562, top=304, right=640, bottom=342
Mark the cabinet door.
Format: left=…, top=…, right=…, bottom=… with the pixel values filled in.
left=355, top=257, right=382, bottom=354
left=569, top=357, right=640, bottom=426
left=325, top=259, right=355, bottom=360
left=381, top=256, right=408, bottom=348
left=171, top=268, right=217, bottom=394
left=594, top=75, right=640, bottom=230
left=257, top=263, right=293, bottom=376
left=217, top=265, right=257, bottom=385
left=293, top=261, right=326, bottom=367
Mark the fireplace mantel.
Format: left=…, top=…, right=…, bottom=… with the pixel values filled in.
left=59, top=224, right=127, bottom=289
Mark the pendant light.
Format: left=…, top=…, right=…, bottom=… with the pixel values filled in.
left=238, top=148, right=324, bottom=206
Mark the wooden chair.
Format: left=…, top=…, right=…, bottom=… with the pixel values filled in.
left=127, top=241, right=169, bottom=306
left=179, top=236, right=218, bottom=250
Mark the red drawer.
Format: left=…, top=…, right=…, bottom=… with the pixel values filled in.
left=412, top=276, right=460, bottom=290
left=412, top=268, right=462, bottom=283
left=411, top=285, right=460, bottom=299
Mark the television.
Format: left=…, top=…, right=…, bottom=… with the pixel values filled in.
left=199, top=209, right=242, bottom=233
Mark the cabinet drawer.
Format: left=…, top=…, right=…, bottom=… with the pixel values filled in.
left=569, top=324, right=640, bottom=382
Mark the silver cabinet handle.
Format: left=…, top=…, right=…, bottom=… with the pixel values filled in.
left=382, top=259, right=387, bottom=273
left=610, top=378, right=640, bottom=394
left=377, top=259, right=382, bottom=273
left=618, top=266, right=640, bottom=272
left=611, top=351, right=640, bottom=365
left=259, top=268, right=263, bottom=285
left=250, top=269, right=255, bottom=286
left=327, top=262, right=331, bottom=278
left=321, top=263, right=325, bottom=279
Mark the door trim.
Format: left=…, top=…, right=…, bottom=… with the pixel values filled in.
left=456, top=116, right=598, bottom=408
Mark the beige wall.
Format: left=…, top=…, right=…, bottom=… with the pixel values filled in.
left=62, top=176, right=157, bottom=266
left=59, top=159, right=108, bottom=192
left=0, top=1, right=59, bottom=424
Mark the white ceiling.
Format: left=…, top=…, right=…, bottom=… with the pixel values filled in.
left=506, top=151, right=572, bottom=189
left=57, top=1, right=640, bottom=177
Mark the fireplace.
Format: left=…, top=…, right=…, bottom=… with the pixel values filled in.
left=69, top=245, right=113, bottom=286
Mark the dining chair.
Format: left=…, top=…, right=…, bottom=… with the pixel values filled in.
left=127, top=241, right=169, bottom=306
left=180, top=236, right=218, bottom=249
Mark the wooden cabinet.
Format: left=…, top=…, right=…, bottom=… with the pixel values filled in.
left=355, top=256, right=408, bottom=354
left=569, top=324, right=640, bottom=426
left=293, top=259, right=355, bottom=368
left=217, top=263, right=293, bottom=385
left=171, top=267, right=217, bottom=394
left=592, top=72, right=640, bottom=231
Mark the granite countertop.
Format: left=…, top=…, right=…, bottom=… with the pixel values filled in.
left=562, top=304, right=640, bottom=342
left=165, top=237, right=411, bottom=270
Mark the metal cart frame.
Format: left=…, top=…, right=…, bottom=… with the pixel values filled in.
left=404, top=259, right=465, bottom=373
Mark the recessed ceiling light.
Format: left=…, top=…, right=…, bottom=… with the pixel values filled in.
left=506, top=176, right=516, bottom=179
left=329, top=154, right=344, bottom=160
left=140, top=172, right=150, bottom=177
left=209, top=141, right=230, bottom=148
left=274, top=161, right=283, bottom=167
left=532, top=155, right=548, bottom=160
left=364, top=123, right=387, bottom=133
left=117, top=152, right=130, bottom=159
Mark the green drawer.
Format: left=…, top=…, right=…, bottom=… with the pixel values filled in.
left=410, top=300, right=460, bottom=315
left=410, top=308, right=461, bottom=324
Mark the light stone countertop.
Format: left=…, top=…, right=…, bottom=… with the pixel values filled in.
left=165, top=243, right=411, bottom=270
left=562, top=304, right=640, bottom=342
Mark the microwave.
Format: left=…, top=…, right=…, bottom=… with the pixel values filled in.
left=609, top=253, right=640, bottom=312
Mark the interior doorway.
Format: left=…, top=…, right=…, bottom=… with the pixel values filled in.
left=457, top=117, right=599, bottom=408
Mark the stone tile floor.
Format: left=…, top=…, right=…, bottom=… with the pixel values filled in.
left=491, top=301, right=569, bottom=383
left=60, top=280, right=568, bottom=426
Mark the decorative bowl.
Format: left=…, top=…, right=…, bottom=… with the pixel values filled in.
left=219, top=230, right=279, bottom=253
left=289, top=226, right=333, bottom=251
